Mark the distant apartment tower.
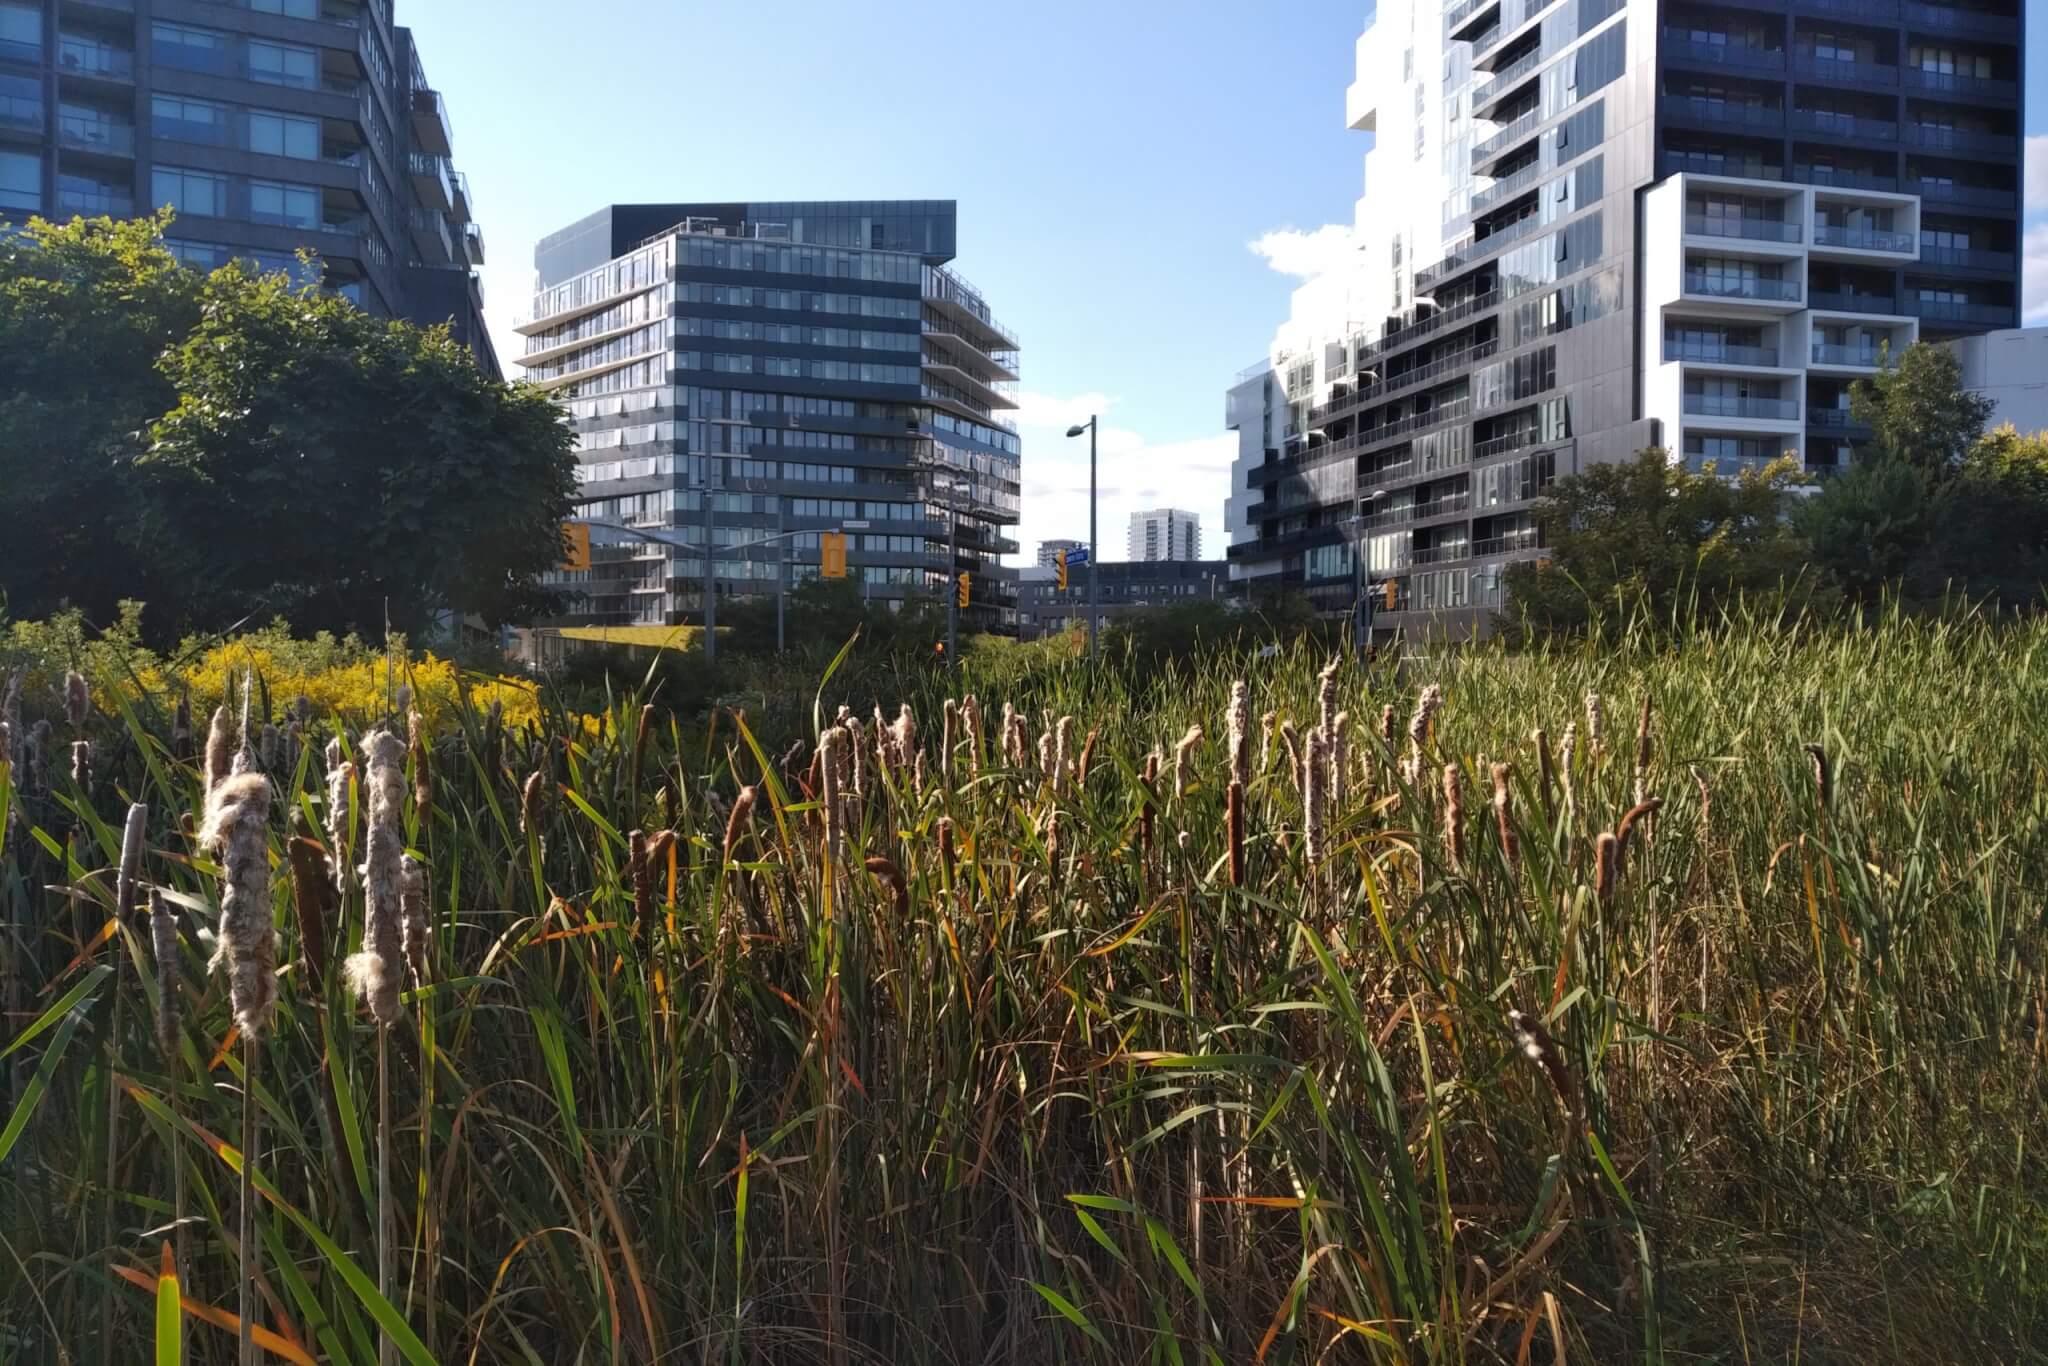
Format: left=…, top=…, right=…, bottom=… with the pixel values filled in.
left=0, top=0, right=494, bottom=374
left=1228, top=0, right=2025, bottom=635
left=1129, top=508, right=1201, bottom=562
left=1036, top=538, right=1083, bottom=569
left=522, top=201, right=1023, bottom=631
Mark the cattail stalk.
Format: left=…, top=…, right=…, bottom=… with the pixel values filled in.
left=149, top=889, right=187, bottom=1364
left=1330, top=711, right=1350, bottom=810
left=1633, top=694, right=1653, bottom=807
left=1442, top=763, right=1466, bottom=869
left=102, top=802, right=146, bottom=1359
left=347, top=730, right=404, bottom=1364
left=1226, top=781, right=1246, bottom=887
left=1052, top=716, right=1075, bottom=793
left=408, top=710, right=432, bottom=824
left=1317, top=658, right=1340, bottom=740
left=1584, top=692, right=1605, bottom=761
left=1077, top=727, right=1100, bottom=786
left=1173, top=726, right=1203, bottom=803
left=1559, top=724, right=1579, bottom=833
left=1491, top=762, right=1518, bottom=869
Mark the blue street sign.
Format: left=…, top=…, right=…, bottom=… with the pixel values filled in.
left=1066, top=546, right=1090, bottom=566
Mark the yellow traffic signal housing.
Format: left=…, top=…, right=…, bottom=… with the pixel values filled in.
left=1383, top=580, right=1398, bottom=611
left=956, top=572, right=971, bottom=609
left=820, top=532, right=848, bottom=578
left=561, top=522, right=591, bottom=572
left=1055, top=549, right=1068, bottom=591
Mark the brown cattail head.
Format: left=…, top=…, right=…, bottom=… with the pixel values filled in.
left=1491, top=761, right=1518, bottom=867
left=346, top=729, right=406, bottom=1027
left=1379, top=704, right=1397, bottom=745
left=1329, top=710, right=1351, bottom=808
left=1803, top=742, right=1831, bottom=815
left=1507, top=1005, right=1573, bottom=1109
left=519, top=770, right=545, bottom=840
left=1259, top=709, right=1278, bottom=774
left=1317, top=658, right=1340, bottom=738
left=62, top=669, right=89, bottom=730
left=1594, top=831, right=1620, bottom=903
left=1584, top=692, right=1605, bottom=758
left=941, top=699, right=957, bottom=777
left=1173, top=725, right=1204, bottom=802
left=1226, top=780, right=1246, bottom=888
left=69, top=739, right=91, bottom=790
left=819, top=726, right=847, bottom=862
left=1077, top=727, right=1100, bottom=785
left=1615, top=796, right=1662, bottom=860
left=847, top=715, right=869, bottom=798
left=628, top=830, right=655, bottom=940
left=200, top=771, right=275, bottom=1037
left=936, top=816, right=956, bottom=881
left=865, top=855, right=909, bottom=917
left=1531, top=727, right=1555, bottom=821
left=1441, top=762, right=1466, bottom=868
left=150, top=889, right=181, bottom=1059
left=961, top=694, right=983, bottom=775
left=1053, top=715, right=1075, bottom=792
left=408, top=709, right=433, bottom=821
left=399, top=854, right=429, bottom=981
left=286, top=807, right=333, bottom=985
left=1408, top=684, right=1444, bottom=756
left=1558, top=723, right=1580, bottom=825
left=1634, top=694, right=1653, bottom=773
left=633, top=701, right=656, bottom=768
left=1278, top=721, right=1302, bottom=791
left=723, top=785, right=759, bottom=864
left=203, top=705, right=234, bottom=795
left=1303, top=729, right=1329, bottom=867
left=115, top=801, right=148, bottom=922
left=1227, top=680, right=1251, bottom=789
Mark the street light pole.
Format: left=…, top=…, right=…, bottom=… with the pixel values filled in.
left=1353, top=490, right=1384, bottom=654
left=1065, top=416, right=1099, bottom=659
left=946, top=482, right=960, bottom=666
left=700, top=417, right=751, bottom=669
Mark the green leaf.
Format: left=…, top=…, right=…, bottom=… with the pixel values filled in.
left=1027, top=1280, right=1108, bottom=1347
left=0, top=969, right=104, bottom=1164
left=155, top=1245, right=182, bottom=1366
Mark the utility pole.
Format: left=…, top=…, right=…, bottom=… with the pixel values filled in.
left=946, top=481, right=961, bottom=666
left=1065, top=416, right=1099, bottom=659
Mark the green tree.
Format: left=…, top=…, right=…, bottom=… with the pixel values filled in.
left=1792, top=458, right=1931, bottom=605
left=1848, top=341, right=1995, bottom=481
left=0, top=212, right=577, bottom=642
left=1502, top=448, right=1812, bottom=636
left=1905, top=424, right=2048, bottom=609
left=0, top=212, right=201, bottom=624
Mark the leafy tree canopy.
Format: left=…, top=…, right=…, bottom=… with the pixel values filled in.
left=1848, top=340, right=1995, bottom=481
left=0, top=213, right=577, bottom=643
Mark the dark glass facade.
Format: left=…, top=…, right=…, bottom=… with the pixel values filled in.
left=0, top=0, right=493, bottom=374
left=525, top=201, right=1022, bottom=632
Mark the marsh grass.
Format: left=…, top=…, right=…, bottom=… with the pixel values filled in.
left=2, top=605, right=2045, bottom=1363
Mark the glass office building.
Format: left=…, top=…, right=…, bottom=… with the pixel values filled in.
left=0, top=0, right=492, bottom=374
left=523, top=201, right=1023, bottom=633
left=1228, top=0, right=2025, bottom=635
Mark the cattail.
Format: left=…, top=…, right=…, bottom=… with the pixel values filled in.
left=69, top=739, right=91, bottom=789
left=628, top=830, right=655, bottom=940
left=257, top=723, right=279, bottom=772
left=1303, top=729, right=1328, bottom=866
left=1173, top=725, right=1204, bottom=802
left=62, top=669, right=89, bottom=730
left=1, top=670, right=21, bottom=754
left=231, top=672, right=258, bottom=777
left=941, top=699, right=956, bottom=777
left=865, top=855, right=909, bottom=917
left=1330, top=711, right=1350, bottom=809
left=347, top=730, right=405, bottom=1028
left=399, top=855, right=428, bottom=981
left=645, top=829, right=676, bottom=916
left=1407, top=684, right=1443, bottom=757
left=1053, top=715, right=1075, bottom=792
left=519, top=770, right=545, bottom=840
left=171, top=689, right=193, bottom=761
left=1046, top=808, right=1062, bottom=868
left=1317, top=658, right=1340, bottom=739
left=408, top=709, right=432, bottom=821
left=1078, top=728, right=1100, bottom=785
left=1139, top=750, right=1160, bottom=867
left=0, top=719, right=11, bottom=772
left=1037, top=730, right=1055, bottom=784
left=1227, top=681, right=1251, bottom=788
left=1379, top=704, right=1397, bottom=745
left=632, top=700, right=655, bottom=773
left=1507, top=1005, right=1572, bottom=1108
left=204, top=705, right=234, bottom=795
left=723, top=785, right=758, bottom=864
left=201, top=772, right=275, bottom=1036
left=1531, top=728, right=1555, bottom=822
left=937, top=816, right=956, bottom=880
left=1259, top=709, right=1278, bottom=774
left=1615, top=797, right=1662, bottom=861
left=913, top=750, right=926, bottom=791
left=1003, top=708, right=1029, bottom=770
left=1803, top=742, right=1831, bottom=814
left=847, top=715, right=868, bottom=799
left=323, top=740, right=355, bottom=896
left=819, top=726, right=846, bottom=863
left=115, top=801, right=147, bottom=922
left=1491, top=762, right=1517, bottom=868
left=1559, top=724, right=1579, bottom=828
left=893, top=704, right=917, bottom=772
left=1690, top=763, right=1713, bottom=844
left=26, top=719, right=48, bottom=794
left=1593, top=831, right=1619, bottom=903
left=961, top=694, right=983, bottom=776
left=1632, top=694, right=1653, bottom=806
left=781, top=739, right=809, bottom=785
left=1227, top=780, right=1246, bottom=887
left=286, top=809, right=333, bottom=985
left=1442, top=763, right=1466, bottom=868
left=1584, top=692, right=1605, bottom=759
left=149, top=889, right=180, bottom=1058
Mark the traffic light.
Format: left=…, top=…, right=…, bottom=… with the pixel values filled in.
left=934, top=640, right=947, bottom=659
left=820, top=531, right=848, bottom=579
left=560, top=521, right=591, bottom=572
left=1055, top=549, right=1068, bottom=591
left=1383, top=580, right=1399, bottom=611
left=956, top=572, right=971, bottom=609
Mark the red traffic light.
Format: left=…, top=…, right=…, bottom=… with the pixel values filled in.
left=933, top=641, right=947, bottom=656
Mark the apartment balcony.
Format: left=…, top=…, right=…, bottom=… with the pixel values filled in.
left=921, top=265, right=1018, bottom=354
left=1663, top=339, right=1785, bottom=368
left=1807, top=407, right=1871, bottom=432
left=1908, top=298, right=2014, bottom=327
left=410, top=86, right=452, bottom=156
left=56, top=182, right=132, bottom=217
left=1684, top=214, right=1802, bottom=246
left=56, top=112, right=133, bottom=158
left=409, top=205, right=454, bottom=263
left=1662, top=96, right=1785, bottom=132
left=1792, top=54, right=1899, bottom=87
left=1917, top=244, right=2014, bottom=271
left=1812, top=223, right=1917, bottom=257
left=450, top=170, right=471, bottom=222
left=1416, top=212, right=1540, bottom=290
left=1809, top=290, right=1905, bottom=315
left=1357, top=291, right=1502, bottom=368
left=1311, top=341, right=1498, bottom=422
left=1902, top=67, right=2017, bottom=100
left=0, top=37, right=40, bottom=67
left=1470, top=106, right=1542, bottom=169
left=1683, top=454, right=1789, bottom=476
left=1683, top=394, right=1800, bottom=422
left=463, top=220, right=485, bottom=265
left=1473, top=0, right=1559, bottom=56
left=1810, top=342, right=1885, bottom=369
left=920, top=353, right=1019, bottom=414
left=1903, top=125, right=2018, bottom=157
left=1470, top=159, right=1543, bottom=212
left=1681, top=273, right=1804, bottom=310
left=1663, top=38, right=1786, bottom=73
left=1445, top=0, right=1501, bottom=40
left=408, top=151, right=453, bottom=212
left=1411, top=542, right=1475, bottom=567
left=1473, top=428, right=1540, bottom=459
left=1900, top=1, right=2018, bottom=37
left=1906, top=179, right=2014, bottom=208
left=1472, top=54, right=1543, bottom=116
left=1790, top=109, right=1898, bottom=141
left=1797, top=165, right=1899, bottom=193
left=55, top=36, right=133, bottom=83
left=1798, top=0, right=1896, bottom=15
left=0, top=90, right=44, bottom=134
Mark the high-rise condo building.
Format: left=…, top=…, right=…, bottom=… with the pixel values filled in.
left=1228, top=0, right=2025, bottom=635
left=0, top=0, right=494, bottom=374
left=1128, top=507, right=1202, bottom=562
left=1036, top=538, right=1083, bottom=569
left=521, top=202, right=1022, bottom=632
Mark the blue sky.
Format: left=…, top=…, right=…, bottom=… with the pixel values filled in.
left=401, top=2, right=2045, bottom=562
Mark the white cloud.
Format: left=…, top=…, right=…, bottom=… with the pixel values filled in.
left=2023, top=222, right=2048, bottom=327
left=1247, top=223, right=1359, bottom=280
left=2026, top=135, right=2048, bottom=214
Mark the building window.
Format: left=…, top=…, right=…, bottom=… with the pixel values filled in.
left=0, top=2, right=40, bottom=64
left=0, top=147, right=39, bottom=212
left=152, top=94, right=230, bottom=145
left=248, top=39, right=318, bottom=89
left=152, top=166, right=229, bottom=218
left=151, top=21, right=227, bottom=72
left=250, top=0, right=319, bottom=15
left=248, top=179, right=319, bottom=228
left=249, top=110, right=319, bottom=159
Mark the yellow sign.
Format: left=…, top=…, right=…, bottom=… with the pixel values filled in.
left=820, top=531, right=848, bottom=579
left=561, top=521, right=591, bottom=572
left=956, top=572, right=971, bottom=609
left=1055, top=549, right=1068, bottom=591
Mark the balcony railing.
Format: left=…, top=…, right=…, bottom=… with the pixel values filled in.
left=1684, top=455, right=1785, bottom=475
left=57, top=114, right=134, bottom=155
left=1903, top=67, right=2016, bottom=98
left=1472, top=0, right=1560, bottom=54
left=1792, top=54, right=1899, bottom=84
left=1798, top=166, right=1898, bottom=192
left=1474, top=429, right=1538, bottom=459
left=1812, top=343, right=1884, bottom=365
left=0, top=92, right=42, bottom=131
left=56, top=185, right=133, bottom=216
left=1665, top=339, right=1781, bottom=366
left=55, top=37, right=133, bottom=79
left=1472, top=531, right=1543, bottom=557
left=1662, top=37, right=1785, bottom=71
left=1909, top=298, right=2014, bottom=325
left=1357, top=290, right=1503, bottom=367
left=1411, top=542, right=1474, bottom=566
left=1683, top=273, right=1802, bottom=302
left=1470, top=159, right=1544, bottom=211
left=1901, top=1, right=2018, bottom=36
left=1311, top=341, right=1498, bottom=421
left=1917, top=244, right=2015, bottom=271
left=1813, top=224, right=1915, bottom=251
left=1472, top=106, right=1542, bottom=160
left=1477, top=45, right=1546, bottom=94
left=1807, top=408, right=1870, bottom=429
left=1809, top=290, right=1902, bottom=314
left=1903, top=125, right=2017, bottom=156
left=1791, top=109, right=1897, bottom=140
left=1334, top=400, right=1474, bottom=456
left=1684, top=394, right=1799, bottom=420
left=1685, top=214, right=1801, bottom=243
left=1906, top=180, right=2013, bottom=207
left=1801, top=0, right=1896, bottom=14
left=1663, top=96, right=1785, bottom=129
